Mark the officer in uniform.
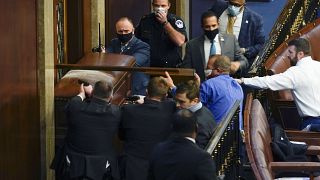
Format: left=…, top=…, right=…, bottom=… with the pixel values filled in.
left=135, top=0, right=187, bottom=68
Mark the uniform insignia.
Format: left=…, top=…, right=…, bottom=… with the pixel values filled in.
left=175, top=20, right=183, bottom=28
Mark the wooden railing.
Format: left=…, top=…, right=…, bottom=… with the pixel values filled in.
left=249, top=0, right=320, bottom=76
left=205, top=100, right=241, bottom=180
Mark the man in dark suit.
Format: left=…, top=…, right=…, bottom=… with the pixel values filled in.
left=212, top=0, right=265, bottom=67
left=163, top=72, right=217, bottom=149
left=182, top=11, right=248, bottom=82
left=51, top=80, right=121, bottom=180
left=119, top=77, right=176, bottom=180
left=107, top=17, right=150, bottom=95
left=148, top=109, right=217, bottom=180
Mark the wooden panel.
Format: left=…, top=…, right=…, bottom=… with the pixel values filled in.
left=0, top=0, right=40, bottom=179
left=66, top=0, right=84, bottom=63
left=105, top=0, right=151, bottom=46
left=83, top=0, right=92, bottom=54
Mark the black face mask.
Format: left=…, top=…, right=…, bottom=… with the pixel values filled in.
left=117, top=32, right=133, bottom=43
left=204, top=29, right=219, bottom=40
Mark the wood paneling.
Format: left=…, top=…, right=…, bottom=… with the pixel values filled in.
left=83, top=0, right=92, bottom=54
left=0, top=0, right=40, bottom=179
left=66, top=0, right=84, bottom=64
left=105, top=0, right=151, bottom=46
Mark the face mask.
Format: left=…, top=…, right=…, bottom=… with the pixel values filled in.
left=204, top=69, right=212, bottom=77
left=204, top=28, right=219, bottom=40
left=153, top=7, right=167, bottom=14
left=117, top=32, right=133, bottom=43
left=228, top=5, right=242, bottom=16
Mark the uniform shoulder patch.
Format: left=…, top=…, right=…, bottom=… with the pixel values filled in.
left=175, top=20, right=184, bottom=29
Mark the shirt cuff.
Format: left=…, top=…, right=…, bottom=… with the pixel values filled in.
left=77, top=93, right=85, bottom=101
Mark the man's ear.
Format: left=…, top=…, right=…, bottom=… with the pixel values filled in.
left=298, top=51, right=304, bottom=58
left=192, top=97, right=199, bottom=104
left=217, top=68, right=224, bottom=74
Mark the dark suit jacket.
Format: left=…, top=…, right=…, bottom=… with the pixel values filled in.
left=119, top=98, right=176, bottom=180
left=210, top=2, right=265, bottom=66
left=107, top=36, right=150, bottom=95
left=148, top=137, right=217, bottom=180
left=195, top=106, right=217, bottom=149
left=182, top=34, right=249, bottom=82
left=238, top=7, right=265, bottom=65
left=52, top=96, right=121, bottom=180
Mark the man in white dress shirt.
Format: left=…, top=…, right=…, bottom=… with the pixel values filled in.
left=237, top=38, right=320, bottom=130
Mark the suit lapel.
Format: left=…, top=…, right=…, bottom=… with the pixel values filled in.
left=239, top=8, right=248, bottom=44
left=199, top=36, right=205, bottom=67
left=219, top=34, right=226, bottom=55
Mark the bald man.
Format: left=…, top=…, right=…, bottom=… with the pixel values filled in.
left=107, top=17, right=150, bottom=95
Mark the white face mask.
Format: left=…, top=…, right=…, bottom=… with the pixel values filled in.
left=204, top=69, right=212, bottom=77
left=153, top=7, right=167, bottom=14
left=228, top=5, right=241, bottom=16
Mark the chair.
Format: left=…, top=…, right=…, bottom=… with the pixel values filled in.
left=243, top=95, right=320, bottom=180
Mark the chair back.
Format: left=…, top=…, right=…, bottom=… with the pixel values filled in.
left=250, top=99, right=274, bottom=180
left=244, top=93, right=262, bottom=180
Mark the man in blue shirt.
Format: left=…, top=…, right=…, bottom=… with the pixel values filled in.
left=201, top=55, right=243, bottom=128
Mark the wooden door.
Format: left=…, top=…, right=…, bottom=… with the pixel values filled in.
left=0, top=0, right=40, bottom=179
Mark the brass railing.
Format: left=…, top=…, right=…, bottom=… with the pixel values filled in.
left=249, top=0, right=320, bottom=76
left=205, top=100, right=241, bottom=180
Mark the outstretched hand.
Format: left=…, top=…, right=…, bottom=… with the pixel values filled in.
left=84, top=84, right=93, bottom=97
left=162, top=71, right=175, bottom=88
left=234, top=78, right=243, bottom=84
left=194, top=73, right=201, bottom=87
left=79, top=83, right=93, bottom=99
left=230, top=61, right=241, bottom=74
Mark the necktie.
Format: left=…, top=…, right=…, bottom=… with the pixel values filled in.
left=210, top=40, right=216, bottom=55
left=227, top=16, right=236, bottom=34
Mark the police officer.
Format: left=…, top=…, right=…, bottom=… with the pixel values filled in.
left=135, top=0, right=187, bottom=68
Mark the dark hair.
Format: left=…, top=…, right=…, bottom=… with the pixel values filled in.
left=288, top=38, right=311, bottom=56
left=176, top=80, right=199, bottom=100
left=201, top=11, right=218, bottom=27
left=173, top=109, right=197, bottom=136
left=92, top=80, right=113, bottom=99
left=152, top=0, right=170, bottom=4
left=147, top=77, right=169, bottom=98
left=116, top=17, right=134, bottom=26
